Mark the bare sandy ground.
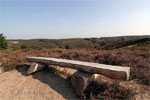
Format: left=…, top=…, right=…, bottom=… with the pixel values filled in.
left=0, top=66, right=77, bottom=100
left=0, top=65, right=150, bottom=100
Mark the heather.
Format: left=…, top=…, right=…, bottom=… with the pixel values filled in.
left=0, top=43, right=149, bottom=86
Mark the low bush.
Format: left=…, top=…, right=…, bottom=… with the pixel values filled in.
left=21, top=44, right=28, bottom=49
left=65, top=44, right=72, bottom=49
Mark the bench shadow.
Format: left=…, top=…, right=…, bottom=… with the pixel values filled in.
left=16, top=64, right=77, bottom=100
left=16, top=64, right=30, bottom=76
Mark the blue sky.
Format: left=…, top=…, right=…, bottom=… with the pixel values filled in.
left=0, top=0, right=150, bottom=39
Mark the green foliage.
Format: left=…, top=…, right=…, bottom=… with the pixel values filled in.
left=38, top=39, right=63, bottom=49
left=65, top=44, right=72, bottom=49
left=30, top=45, right=42, bottom=50
left=58, top=44, right=63, bottom=48
left=39, top=39, right=61, bottom=46
left=0, top=33, right=8, bottom=50
left=21, top=44, right=28, bottom=49
left=11, top=46, right=20, bottom=51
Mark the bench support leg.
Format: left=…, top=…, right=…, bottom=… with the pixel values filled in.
left=27, top=62, right=47, bottom=75
left=71, top=70, right=95, bottom=95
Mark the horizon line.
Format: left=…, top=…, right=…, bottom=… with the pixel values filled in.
left=7, top=34, right=150, bottom=40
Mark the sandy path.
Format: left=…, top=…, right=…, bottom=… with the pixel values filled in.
left=0, top=66, right=77, bottom=100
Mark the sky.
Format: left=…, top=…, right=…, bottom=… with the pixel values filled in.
left=0, top=0, right=150, bottom=39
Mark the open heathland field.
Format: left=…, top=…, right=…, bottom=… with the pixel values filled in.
left=0, top=36, right=150, bottom=99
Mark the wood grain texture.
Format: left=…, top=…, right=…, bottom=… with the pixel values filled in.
left=26, top=57, right=130, bottom=80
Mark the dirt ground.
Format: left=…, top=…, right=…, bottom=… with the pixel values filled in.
left=0, top=65, right=150, bottom=100
left=0, top=65, right=77, bottom=100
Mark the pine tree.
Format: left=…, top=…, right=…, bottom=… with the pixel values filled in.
left=0, top=33, right=8, bottom=50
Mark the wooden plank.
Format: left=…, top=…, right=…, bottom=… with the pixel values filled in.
left=26, top=57, right=130, bottom=80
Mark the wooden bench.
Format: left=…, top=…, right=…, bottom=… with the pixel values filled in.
left=26, top=57, right=130, bottom=95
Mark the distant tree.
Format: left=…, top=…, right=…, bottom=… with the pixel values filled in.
left=65, top=44, right=72, bottom=49
left=0, top=33, right=8, bottom=50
